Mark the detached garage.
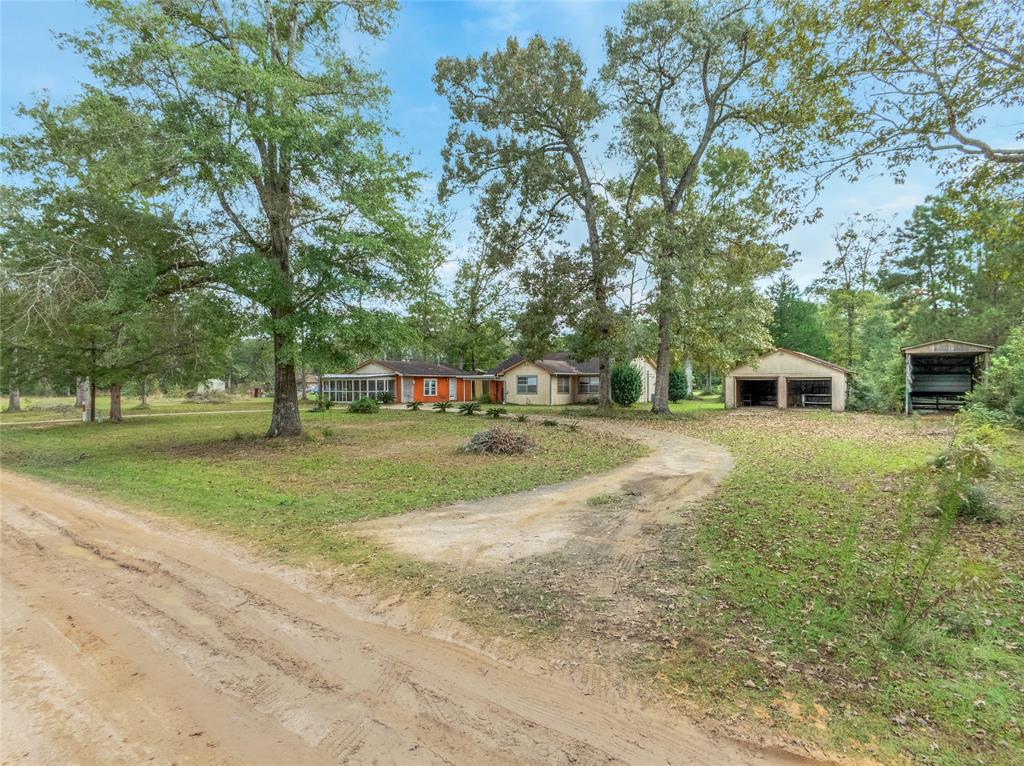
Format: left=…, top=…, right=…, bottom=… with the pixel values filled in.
left=725, top=349, right=851, bottom=412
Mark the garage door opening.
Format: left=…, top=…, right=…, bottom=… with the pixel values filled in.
left=737, top=379, right=777, bottom=407
left=787, top=378, right=832, bottom=409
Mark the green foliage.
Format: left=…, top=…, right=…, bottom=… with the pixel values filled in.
left=405, top=400, right=423, bottom=411
left=485, top=407, right=507, bottom=419
left=347, top=397, right=379, bottom=414
left=432, top=401, right=452, bottom=413
left=971, top=325, right=1024, bottom=421
left=766, top=274, right=831, bottom=360
left=513, top=413, right=529, bottom=423
left=377, top=391, right=395, bottom=405
left=4, top=0, right=436, bottom=437
left=610, top=364, right=642, bottom=407
left=457, top=401, right=481, bottom=416
left=667, top=369, right=688, bottom=403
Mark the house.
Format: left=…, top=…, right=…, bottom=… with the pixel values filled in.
left=902, top=339, right=993, bottom=412
left=198, top=378, right=226, bottom=392
left=490, top=352, right=657, bottom=406
left=321, top=359, right=477, bottom=404
left=724, top=349, right=850, bottom=412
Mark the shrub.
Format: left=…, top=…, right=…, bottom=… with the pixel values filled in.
left=485, top=407, right=507, bottom=419
left=939, top=479, right=999, bottom=521
left=971, top=325, right=1024, bottom=421
left=458, top=401, right=481, bottom=416
left=347, top=396, right=379, bottom=414
left=668, top=369, right=688, bottom=402
left=377, top=390, right=395, bottom=404
left=611, top=365, right=642, bottom=406
left=514, top=413, right=529, bottom=423
left=542, top=419, right=558, bottom=427
left=432, top=401, right=452, bottom=413
left=462, top=425, right=537, bottom=455
left=405, top=400, right=423, bottom=411
left=478, top=391, right=491, bottom=404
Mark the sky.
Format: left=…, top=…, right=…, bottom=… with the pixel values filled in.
left=0, top=0, right=963, bottom=289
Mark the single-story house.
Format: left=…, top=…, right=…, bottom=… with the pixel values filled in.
left=902, top=338, right=993, bottom=412
left=724, top=349, right=850, bottom=412
left=490, top=352, right=657, bottom=406
left=322, top=360, right=477, bottom=404
left=198, top=378, right=226, bottom=392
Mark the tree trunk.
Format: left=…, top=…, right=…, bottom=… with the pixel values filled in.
left=651, top=298, right=673, bottom=414
left=109, top=383, right=123, bottom=423
left=140, top=378, right=149, bottom=407
left=267, top=328, right=302, bottom=437
left=7, top=388, right=21, bottom=412
left=598, top=356, right=612, bottom=411
left=299, top=358, right=307, bottom=400
left=88, top=379, right=97, bottom=423
left=684, top=357, right=693, bottom=398
left=75, top=377, right=89, bottom=407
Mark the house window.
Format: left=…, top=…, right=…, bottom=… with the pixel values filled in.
left=517, top=375, right=538, bottom=395
left=556, top=376, right=570, bottom=394
left=578, top=376, right=599, bottom=395
left=423, top=378, right=437, bottom=397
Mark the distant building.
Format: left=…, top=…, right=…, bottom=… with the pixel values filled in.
left=198, top=378, right=226, bottom=392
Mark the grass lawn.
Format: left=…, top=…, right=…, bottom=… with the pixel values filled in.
left=503, top=393, right=724, bottom=419
left=0, top=408, right=645, bottom=578
left=643, top=410, right=1024, bottom=766
left=0, top=394, right=274, bottom=423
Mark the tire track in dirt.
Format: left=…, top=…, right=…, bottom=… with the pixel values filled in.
left=0, top=468, right=824, bottom=766
left=351, top=417, right=733, bottom=569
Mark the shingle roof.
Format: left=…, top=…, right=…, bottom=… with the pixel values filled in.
left=352, top=359, right=473, bottom=377
left=492, top=352, right=601, bottom=376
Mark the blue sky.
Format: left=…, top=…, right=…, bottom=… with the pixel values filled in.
left=0, top=0, right=958, bottom=289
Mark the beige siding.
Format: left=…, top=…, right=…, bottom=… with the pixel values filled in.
left=631, top=358, right=657, bottom=402
left=725, top=350, right=849, bottom=412
left=351, top=361, right=395, bottom=375
left=503, top=362, right=553, bottom=405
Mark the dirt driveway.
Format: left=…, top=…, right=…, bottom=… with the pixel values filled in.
left=354, top=418, right=733, bottom=567
left=1, top=462, right=822, bottom=766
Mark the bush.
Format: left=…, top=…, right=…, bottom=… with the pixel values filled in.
left=514, top=413, right=529, bottom=423
left=485, top=407, right=507, bottom=419
left=347, top=396, right=379, bottom=414
left=462, top=425, right=537, bottom=455
left=971, top=325, right=1024, bottom=422
left=939, top=479, right=999, bottom=521
left=405, top=400, right=423, bottom=411
left=611, top=364, right=642, bottom=406
left=377, top=391, right=395, bottom=404
left=668, top=369, right=688, bottom=402
left=432, top=401, right=452, bottom=412
left=458, top=401, right=481, bottom=416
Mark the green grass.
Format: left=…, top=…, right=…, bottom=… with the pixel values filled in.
left=0, top=409, right=645, bottom=581
left=647, top=410, right=1024, bottom=765
left=0, top=394, right=273, bottom=423
left=502, top=393, right=724, bottom=420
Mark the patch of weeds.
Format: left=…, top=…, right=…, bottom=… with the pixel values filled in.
left=542, top=419, right=559, bottom=427
left=586, top=493, right=629, bottom=508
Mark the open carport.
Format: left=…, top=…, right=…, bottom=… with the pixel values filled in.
left=902, top=339, right=993, bottom=412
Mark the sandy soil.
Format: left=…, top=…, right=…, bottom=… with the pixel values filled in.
left=353, top=418, right=734, bottom=567
left=0, top=465, right=823, bottom=766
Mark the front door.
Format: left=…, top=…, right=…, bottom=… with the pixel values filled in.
left=402, top=377, right=413, bottom=402
left=449, top=377, right=457, bottom=400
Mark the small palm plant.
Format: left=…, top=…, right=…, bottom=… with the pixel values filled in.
left=485, top=407, right=508, bottom=419
left=457, top=401, right=481, bottom=416
left=432, top=401, right=452, bottom=413
left=405, top=400, right=423, bottom=411
left=514, top=413, right=529, bottom=422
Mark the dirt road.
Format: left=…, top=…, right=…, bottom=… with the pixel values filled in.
left=0, top=468, right=818, bottom=766
left=355, top=419, right=734, bottom=567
